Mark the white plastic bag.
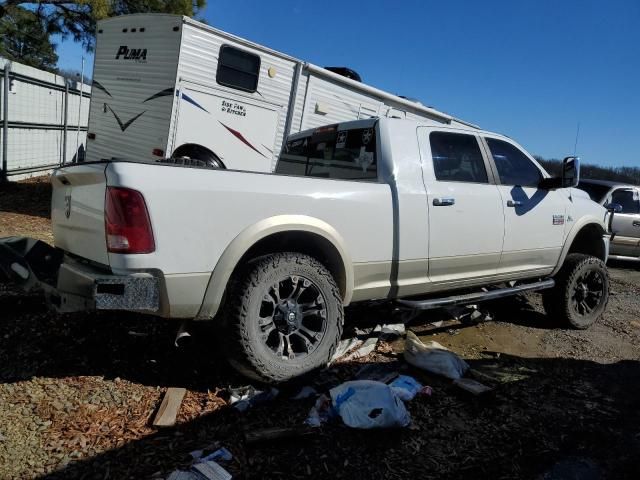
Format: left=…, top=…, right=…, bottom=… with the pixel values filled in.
left=389, top=375, right=423, bottom=401
left=329, top=380, right=410, bottom=429
left=404, top=331, right=469, bottom=379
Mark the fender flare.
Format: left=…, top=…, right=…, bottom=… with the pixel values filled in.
left=551, top=215, right=607, bottom=276
left=195, top=215, right=354, bottom=319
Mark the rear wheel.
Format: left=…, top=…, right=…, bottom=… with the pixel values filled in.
left=543, top=253, right=609, bottom=329
left=170, top=145, right=224, bottom=169
left=223, top=253, right=343, bottom=383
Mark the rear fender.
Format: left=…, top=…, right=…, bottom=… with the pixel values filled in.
left=195, top=215, right=353, bottom=320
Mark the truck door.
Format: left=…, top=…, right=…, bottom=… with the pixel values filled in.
left=418, top=129, right=504, bottom=283
left=482, top=136, right=567, bottom=274
left=608, top=188, right=640, bottom=257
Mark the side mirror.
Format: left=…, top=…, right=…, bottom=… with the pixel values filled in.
left=606, top=203, right=623, bottom=213
left=562, top=156, right=580, bottom=188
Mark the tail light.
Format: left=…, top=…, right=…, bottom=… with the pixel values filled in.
left=105, top=187, right=155, bottom=254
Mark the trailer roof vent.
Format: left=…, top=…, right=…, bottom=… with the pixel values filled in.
left=324, top=67, right=362, bottom=83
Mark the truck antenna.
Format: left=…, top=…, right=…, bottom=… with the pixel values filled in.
left=573, top=121, right=580, bottom=155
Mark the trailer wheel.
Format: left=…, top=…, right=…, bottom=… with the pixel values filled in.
left=543, top=253, right=609, bottom=329
left=222, top=252, right=343, bottom=383
left=170, top=144, right=225, bottom=169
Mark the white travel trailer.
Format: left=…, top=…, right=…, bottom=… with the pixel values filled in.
left=86, top=14, right=476, bottom=171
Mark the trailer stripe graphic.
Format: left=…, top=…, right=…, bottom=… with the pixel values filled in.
left=218, top=121, right=267, bottom=158
left=143, top=87, right=174, bottom=103
left=175, top=90, right=210, bottom=113
left=92, top=80, right=112, bottom=97
left=105, top=104, right=146, bottom=132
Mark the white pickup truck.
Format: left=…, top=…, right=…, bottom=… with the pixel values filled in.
left=0, top=118, right=612, bottom=382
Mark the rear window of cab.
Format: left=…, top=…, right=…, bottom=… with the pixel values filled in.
left=276, top=126, right=378, bottom=181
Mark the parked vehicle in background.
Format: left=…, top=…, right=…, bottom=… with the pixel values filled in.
left=1, top=118, right=612, bottom=382
left=85, top=14, right=476, bottom=171
left=578, top=179, right=640, bottom=261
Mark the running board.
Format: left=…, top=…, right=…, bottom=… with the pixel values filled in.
left=396, top=279, right=555, bottom=311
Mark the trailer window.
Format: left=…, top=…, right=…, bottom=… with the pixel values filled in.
left=216, top=45, right=260, bottom=93
left=276, top=127, right=378, bottom=181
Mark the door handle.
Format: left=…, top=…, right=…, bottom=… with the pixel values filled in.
left=433, top=197, right=455, bottom=206
left=633, top=220, right=640, bottom=227
left=507, top=200, right=523, bottom=207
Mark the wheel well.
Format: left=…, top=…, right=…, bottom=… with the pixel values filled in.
left=171, top=144, right=226, bottom=168
left=235, top=231, right=347, bottom=300
left=568, top=223, right=606, bottom=261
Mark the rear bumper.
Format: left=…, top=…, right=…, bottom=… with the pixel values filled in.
left=1, top=237, right=161, bottom=315
left=54, top=260, right=161, bottom=314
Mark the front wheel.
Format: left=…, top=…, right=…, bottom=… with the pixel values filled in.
left=222, top=253, right=343, bottom=383
left=543, top=253, right=610, bottom=329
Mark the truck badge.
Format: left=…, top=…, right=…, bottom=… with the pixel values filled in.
left=552, top=214, right=564, bottom=225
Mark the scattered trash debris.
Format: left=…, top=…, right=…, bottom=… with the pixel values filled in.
left=167, top=460, right=231, bottom=480
left=292, top=386, right=317, bottom=400
left=192, top=461, right=232, bottom=480
left=189, top=449, right=205, bottom=460
left=453, top=378, right=493, bottom=395
left=419, top=385, right=434, bottom=396
left=355, top=363, right=400, bottom=384
left=389, top=375, right=423, bottom=401
left=245, top=426, right=315, bottom=444
left=229, top=386, right=279, bottom=412
left=430, top=320, right=444, bottom=328
left=470, top=364, right=537, bottom=384
left=305, top=394, right=335, bottom=427
left=404, top=331, right=469, bottom=379
left=198, top=447, right=233, bottom=463
left=127, top=330, right=149, bottom=337
left=342, top=325, right=382, bottom=360
left=153, top=387, right=186, bottom=428
left=447, top=329, right=461, bottom=336
left=380, top=323, right=406, bottom=338
left=445, top=304, right=493, bottom=325
left=330, top=380, right=411, bottom=429
left=330, top=337, right=363, bottom=363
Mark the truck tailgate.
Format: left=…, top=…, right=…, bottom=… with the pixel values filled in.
left=51, top=163, right=110, bottom=266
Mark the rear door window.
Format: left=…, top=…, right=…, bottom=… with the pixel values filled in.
left=429, top=132, right=488, bottom=183
left=216, top=45, right=260, bottom=92
left=486, top=138, right=542, bottom=187
left=276, top=126, right=378, bottom=181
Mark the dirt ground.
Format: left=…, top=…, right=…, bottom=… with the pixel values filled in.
left=1, top=178, right=640, bottom=480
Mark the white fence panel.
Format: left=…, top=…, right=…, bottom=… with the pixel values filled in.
left=0, top=58, right=92, bottom=180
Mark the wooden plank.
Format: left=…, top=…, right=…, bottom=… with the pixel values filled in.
left=245, top=426, right=315, bottom=445
left=153, top=387, right=186, bottom=427
left=453, top=378, right=493, bottom=395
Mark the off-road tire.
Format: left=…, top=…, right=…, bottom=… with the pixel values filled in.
left=222, top=252, right=343, bottom=383
left=543, top=253, right=609, bottom=329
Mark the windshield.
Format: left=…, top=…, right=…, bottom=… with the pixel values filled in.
left=275, top=125, right=378, bottom=181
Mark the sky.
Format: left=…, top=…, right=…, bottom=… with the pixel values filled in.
left=54, top=0, right=640, bottom=167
